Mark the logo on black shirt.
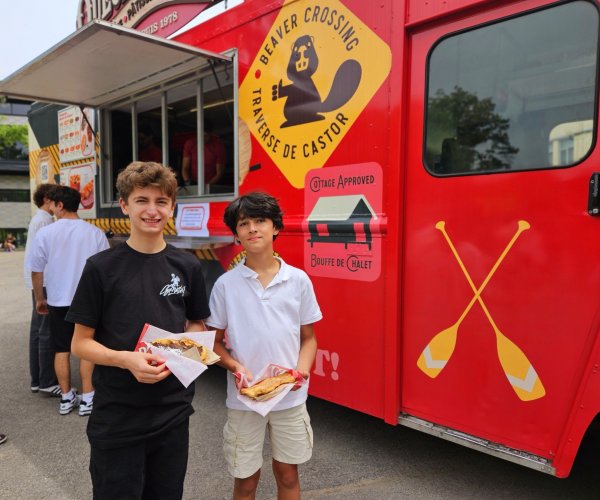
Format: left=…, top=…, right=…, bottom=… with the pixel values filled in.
left=160, top=273, right=186, bottom=297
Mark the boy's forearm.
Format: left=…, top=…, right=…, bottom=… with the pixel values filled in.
left=73, top=324, right=172, bottom=384
left=72, top=329, right=127, bottom=368
left=185, top=319, right=207, bottom=332
left=297, top=335, right=317, bottom=374
left=213, top=340, right=241, bottom=373
left=296, top=324, right=318, bottom=376
left=208, top=328, right=244, bottom=373
left=31, top=272, right=44, bottom=302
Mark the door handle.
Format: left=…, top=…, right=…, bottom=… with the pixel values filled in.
left=588, top=172, right=600, bottom=216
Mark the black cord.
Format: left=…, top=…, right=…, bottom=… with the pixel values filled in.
left=79, top=105, right=97, bottom=139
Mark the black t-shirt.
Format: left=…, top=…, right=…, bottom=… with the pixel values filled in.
left=66, top=242, right=210, bottom=449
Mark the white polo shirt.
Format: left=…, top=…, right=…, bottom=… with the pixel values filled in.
left=29, top=218, right=109, bottom=307
left=207, top=258, right=322, bottom=411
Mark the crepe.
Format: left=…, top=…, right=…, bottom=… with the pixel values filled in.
left=240, top=372, right=296, bottom=399
left=151, top=337, right=209, bottom=363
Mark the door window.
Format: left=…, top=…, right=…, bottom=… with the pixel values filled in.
left=425, top=1, right=598, bottom=175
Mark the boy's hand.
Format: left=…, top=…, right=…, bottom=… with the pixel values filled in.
left=233, top=364, right=253, bottom=389
left=35, top=299, right=49, bottom=315
left=121, top=351, right=171, bottom=384
left=290, top=369, right=307, bottom=391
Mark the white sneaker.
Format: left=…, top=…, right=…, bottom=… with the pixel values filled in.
left=59, top=392, right=81, bottom=415
left=79, top=399, right=93, bottom=417
left=39, top=384, right=61, bottom=397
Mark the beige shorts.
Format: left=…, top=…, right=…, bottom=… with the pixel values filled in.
left=223, top=403, right=314, bottom=479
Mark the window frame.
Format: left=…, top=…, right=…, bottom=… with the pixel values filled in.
left=100, top=49, right=238, bottom=206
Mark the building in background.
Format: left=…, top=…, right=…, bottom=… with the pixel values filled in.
left=0, top=98, right=31, bottom=248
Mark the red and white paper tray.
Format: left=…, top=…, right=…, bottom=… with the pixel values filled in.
left=135, top=324, right=219, bottom=388
left=236, top=363, right=306, bottom=417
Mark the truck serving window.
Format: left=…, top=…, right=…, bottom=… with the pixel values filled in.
left=103, top=62, right=235, bottom=200
left=425, top=1, right=598, bottom=175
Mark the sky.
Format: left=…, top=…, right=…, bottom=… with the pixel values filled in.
left=1, top=0, right=80, bottom=80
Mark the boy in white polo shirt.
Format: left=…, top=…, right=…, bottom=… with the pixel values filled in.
left=207, top=192, right=322, bottom=500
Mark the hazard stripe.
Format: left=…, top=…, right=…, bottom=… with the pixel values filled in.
left=194, top=249, right=216, bottom=261
left=29, top=143, right=100, bottom=181
left=86, top=218, right=180, bottom=238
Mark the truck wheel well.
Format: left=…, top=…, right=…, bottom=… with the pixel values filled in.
left=570, top=414, right=600, bottom=476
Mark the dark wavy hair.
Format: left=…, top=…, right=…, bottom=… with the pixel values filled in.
left=224, top=192, right=284, bottom=239
left=32, top=183, right=57, bottom=208
left=47, top=185, right=81, bottom=213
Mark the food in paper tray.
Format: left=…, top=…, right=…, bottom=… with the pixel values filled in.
left=240, top=372, right=296, bottom=399
left=150, top=337, right=213, bottom=363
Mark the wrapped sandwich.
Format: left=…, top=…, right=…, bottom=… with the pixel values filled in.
left=240, top=372, right=296, bottom=400
left=150, top=337, right=217, bottom=364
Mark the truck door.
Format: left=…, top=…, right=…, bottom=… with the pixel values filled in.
left=402, top=0, right=600, bottom=467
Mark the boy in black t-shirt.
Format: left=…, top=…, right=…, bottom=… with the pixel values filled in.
left=69, top=161, right=210, bottom=499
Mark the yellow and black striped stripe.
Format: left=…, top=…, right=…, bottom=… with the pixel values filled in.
left=194, top=249, right=217, bottom=261
left=29, top=141, right=100, bottom=180
left=86, top=218, right=180, bottom=236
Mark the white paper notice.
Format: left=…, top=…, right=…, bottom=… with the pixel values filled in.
left=176, top=203, right=210, bottom=237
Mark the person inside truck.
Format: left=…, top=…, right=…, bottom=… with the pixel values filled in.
left=206, top=191, right=322, bottom=500
left=137, top=122, right=162, bottom=163
left=181, top=119, right=226, bottom=193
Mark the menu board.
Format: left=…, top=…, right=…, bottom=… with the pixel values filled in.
left=59, top=161, right=97, bottom=219
left=58, top=106, right=95, bottom=163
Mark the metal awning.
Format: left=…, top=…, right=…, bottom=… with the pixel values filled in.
left=0, top=20, right=231, bottom=108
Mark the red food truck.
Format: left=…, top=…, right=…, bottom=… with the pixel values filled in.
left=3, top=0, right=600, bottom=477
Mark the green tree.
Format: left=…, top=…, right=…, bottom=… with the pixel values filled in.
left=0, top=119, right=28, bottom=160
left=427, top=86, right=518, bottom=173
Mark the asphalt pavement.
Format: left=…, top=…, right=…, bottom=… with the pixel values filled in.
left=1, top=250, right=599, bottom=499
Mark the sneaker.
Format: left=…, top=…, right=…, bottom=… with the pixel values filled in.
left=39, top=384, right=62, bottom=397
left=59, top=393, right=81, bottom=415
left=0, top=434, right=7, bottom=445
left=30, top=386, right=39, bottom=393
left=79, top=399, right=93, bottom=417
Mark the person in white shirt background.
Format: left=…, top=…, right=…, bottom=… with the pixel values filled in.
left=23, top=184, right=60, bottom=396
left=29, top=185, right=109, bottom=416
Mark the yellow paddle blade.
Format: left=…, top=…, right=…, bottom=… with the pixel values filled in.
left=417, top=325, right=458, bottom=378
left=495, top=332, right=545, bottom=401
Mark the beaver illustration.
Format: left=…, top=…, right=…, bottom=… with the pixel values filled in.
left=272, top=35, right=362, bottom=128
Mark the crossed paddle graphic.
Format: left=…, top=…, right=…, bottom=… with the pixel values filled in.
left=417, top=220, right=545, bottom=401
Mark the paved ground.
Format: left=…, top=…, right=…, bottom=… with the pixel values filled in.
left=1, top=250, right=599, bottom=499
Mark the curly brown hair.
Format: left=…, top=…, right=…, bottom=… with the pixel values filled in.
left=32, top=183, right=57, bottom=208
left=116, top=162, right=177, bottom=203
